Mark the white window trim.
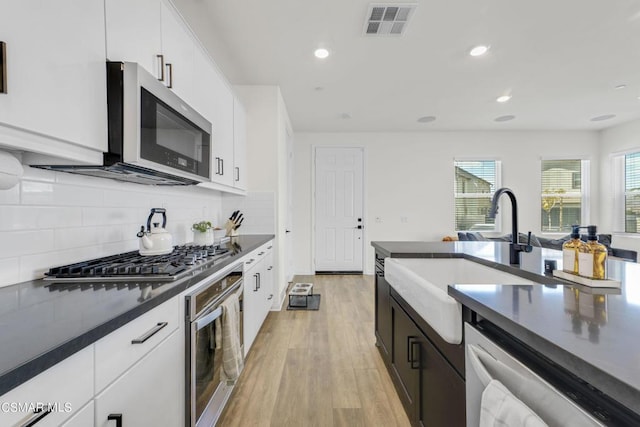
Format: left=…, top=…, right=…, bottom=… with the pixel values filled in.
left=453, top=159, right=502, bottom=233
left=539, top=158, right=590, bottom=236
left=612, top=151, right=640, bottom=236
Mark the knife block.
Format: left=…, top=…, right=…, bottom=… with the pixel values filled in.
left=224, top=220, right=239, bottom=237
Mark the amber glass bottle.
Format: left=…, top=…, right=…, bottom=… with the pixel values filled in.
left=562, top=225, right=585, bottom=274
left=578, top=226, right=607, bottom=280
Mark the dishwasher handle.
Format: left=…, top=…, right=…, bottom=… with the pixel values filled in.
left=467, top=344, right=493, bottom=388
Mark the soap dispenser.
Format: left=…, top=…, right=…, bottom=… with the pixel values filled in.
left=562, top=225, right=584, bottom=275
left=578, top=225, right=607, bottom=280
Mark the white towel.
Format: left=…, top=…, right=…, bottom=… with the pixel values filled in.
left=219, top=290, right=244, bottom=382
left=480, top=379, right=548, bottom=427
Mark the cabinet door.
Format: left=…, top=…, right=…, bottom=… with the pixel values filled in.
left=233, top=97, right=248, bottom=190
left=243, top=258, right=263, bottom=355
left=160, top=0, right=194, bottom=103
left=105, top=0, right=163, bottom=79
left=390, top=298, right=420, bottom=420
left=375, top=259, right=392, bottom=361
left=191, top=46, right=217, bottom=124
left=0, top=0, right=107, bottom=154
left=418, top=330, right=465, bottom=427
left=210, top=69, right=235, bottom=187
left=95, top=330, right=182, bottom=427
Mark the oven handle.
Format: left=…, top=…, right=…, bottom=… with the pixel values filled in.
left=190, top=279, right=243, bottom=320
left=195, top=306, right=223, bottom=331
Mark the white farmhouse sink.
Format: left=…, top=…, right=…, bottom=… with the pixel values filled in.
left=384, top=258, right=533, bottom=345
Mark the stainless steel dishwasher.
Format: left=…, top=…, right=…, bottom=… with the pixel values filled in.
left=465, top=323, right=604, bottom=426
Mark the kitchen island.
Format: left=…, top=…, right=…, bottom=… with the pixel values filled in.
left=372, top=240, right=640, bottom=425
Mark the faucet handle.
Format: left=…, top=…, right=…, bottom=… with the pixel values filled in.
left=524, top=231, right=533, bottom=252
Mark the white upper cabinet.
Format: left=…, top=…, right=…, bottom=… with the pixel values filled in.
left=233, top=97, right=248, bottom=190
left=207, top=58, right=235, bottom=187
left=104, top=0, right=163, bottom=78
left=160, top=0, right=195, bottom=103
left=106, top=0, right=195, bottom=103
left=0, top=0, right=107, bottom=163
left=192, top=45, right=233, bottom=187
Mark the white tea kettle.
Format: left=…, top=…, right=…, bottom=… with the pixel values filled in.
left=136, top=208, right=173, bottom=256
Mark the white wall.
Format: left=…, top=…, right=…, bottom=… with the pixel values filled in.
left=234, top=85, right=292, bottom=309
left=293, top=131, right=600, bottom=275
left=600, top=118, right=640, bottom=254
left=0, top=164, right=222, bottom=287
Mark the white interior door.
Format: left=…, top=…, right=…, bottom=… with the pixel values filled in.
left=314, top=147, right=364, bottom=272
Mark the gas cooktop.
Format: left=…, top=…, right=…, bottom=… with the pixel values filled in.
left=44, top=244, right=231, bottom=282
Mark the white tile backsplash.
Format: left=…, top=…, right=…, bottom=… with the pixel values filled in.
left=0, top=167, right=224, bottom=287
left=222, top=192, right=276, bottom=234
left=0, top=258, right=21, bottom=288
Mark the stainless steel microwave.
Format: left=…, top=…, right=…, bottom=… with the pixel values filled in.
left=34, top=62, right=212, bottom=185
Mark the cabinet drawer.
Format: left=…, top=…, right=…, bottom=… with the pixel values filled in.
left=0, top=345, right=93, bottom=427
left=95, top=297, right=179, bottom=393
left=95, top=330, right=182, bottom=427
left=244, top=241, right=273, bottom=268
left=61, top=400, right=94, bottom=427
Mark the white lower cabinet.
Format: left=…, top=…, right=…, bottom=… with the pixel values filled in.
left=243, top=242, right=274, bottom=355
left=0, top=346, right=94, bottom=427
left=61, top=401, right=94, bottom=427
left=94, top=297, right=179, bottom=392
left=95, top=330, right=182, bottom=427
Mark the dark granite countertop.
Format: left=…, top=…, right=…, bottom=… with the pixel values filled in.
left=0, top=234, right=274, bottom=396
left=372, top=240, right=640, bottom=416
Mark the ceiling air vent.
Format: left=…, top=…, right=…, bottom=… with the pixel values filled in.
left=364, top=4, right=417, bottom=36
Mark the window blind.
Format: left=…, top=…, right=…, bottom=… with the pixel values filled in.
left=625, top=153, right=640, bottom=233
left=454, top=160, right=497, bottom=231
left=541, top=159, right=583, bottom=232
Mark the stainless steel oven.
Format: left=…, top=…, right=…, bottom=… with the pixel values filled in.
left=185, top=263, right=244, bottom=427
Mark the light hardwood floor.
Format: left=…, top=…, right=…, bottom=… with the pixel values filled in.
left=218, top=274, right=410, bottom=427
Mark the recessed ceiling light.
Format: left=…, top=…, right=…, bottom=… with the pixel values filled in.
left=494, top=115, right=515, bottom=122
left=417, top=116, right=436, bottom=123
left=496, top=95, right=512, bottom=103
left=469, top=45, right=489, bottom=57
left=590, top=114, right=616, bottom=122
left=340, top=113, right=351, bottom=120
left=314, top=86, right=324, bottom=91
left=615, top=84, right=627, bottom=90
left=314, top=48, right=330, bottom=59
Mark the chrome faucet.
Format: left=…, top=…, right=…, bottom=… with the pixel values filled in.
left=488, top=187, right=533, bottom=265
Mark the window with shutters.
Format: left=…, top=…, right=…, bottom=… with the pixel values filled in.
left=541, top=159, right=588, bottom=232
left=454, top=160, right=501, bottom=232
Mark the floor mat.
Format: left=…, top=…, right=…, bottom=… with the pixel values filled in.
left=287, top=294, right=321, bottom=310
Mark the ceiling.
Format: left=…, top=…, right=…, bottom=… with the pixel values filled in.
left=175, top=0, right=640, bottom=132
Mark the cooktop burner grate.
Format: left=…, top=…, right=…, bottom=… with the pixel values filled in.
left=44, top=245, right=230, bottom=282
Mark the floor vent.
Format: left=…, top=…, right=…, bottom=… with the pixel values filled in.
left=364, top=4, right=417, bottom=36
